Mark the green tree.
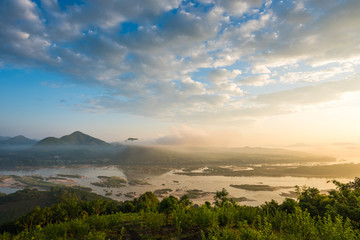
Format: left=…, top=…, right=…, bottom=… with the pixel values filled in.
left=280, top=198, right=298, bottom=214
left=134, top=192, right=159, bottom=212
left=179, top=194, right=192, bottom=208
left=214, top=188, right=233, bottom=207
left=158, top=196, right=179, bottom=224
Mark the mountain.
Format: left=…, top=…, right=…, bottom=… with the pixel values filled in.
left=0, top=135, right=37, bottom=150
left=35, top=131, right=110, bottom=147
left=0, top=131, right=120, bottom=166
left=35, top=137, right=66, bottom=146
left=1, top=135, right=37, bottom=146
left=60, top=131, right=109, bottom=146
left=0, top=131, right=334, bottom=168
left=0, top=136, right=11, bottom=142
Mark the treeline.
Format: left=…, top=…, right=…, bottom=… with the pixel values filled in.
left=0, top=187, right=114, bottom=226
left=1, top=178, right=360, bottom=239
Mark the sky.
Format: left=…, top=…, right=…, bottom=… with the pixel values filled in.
left=0, top=0, right=360, bottom=147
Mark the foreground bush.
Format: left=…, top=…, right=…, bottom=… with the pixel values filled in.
left=1, top=178, right=360, bottom=239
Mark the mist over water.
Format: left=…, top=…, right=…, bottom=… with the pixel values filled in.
left=0, top=131, right=359, bottom=206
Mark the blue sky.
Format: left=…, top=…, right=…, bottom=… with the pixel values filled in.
left=1, top=0, right=360, bottom=146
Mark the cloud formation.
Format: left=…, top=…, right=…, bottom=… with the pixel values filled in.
left=1, top=0, right=360, bottom=122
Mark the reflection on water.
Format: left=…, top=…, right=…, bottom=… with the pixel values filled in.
left=0, top=166, right=352, bottom=206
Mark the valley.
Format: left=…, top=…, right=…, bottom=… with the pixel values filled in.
left=0, top=131, right=358, bottom=206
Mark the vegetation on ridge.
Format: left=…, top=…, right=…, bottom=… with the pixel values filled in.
left=1, top=178, right=360, bottom=239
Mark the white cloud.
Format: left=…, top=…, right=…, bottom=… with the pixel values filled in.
left=216, top=0, right=263, bottom=16
left=258, top=0, right=360, bottom=68
left=239, top=14, right=271, bottom=37
left=208, top=68, right=241, bottom=84
left=180, top=77, right=207, bottom=95
left=240, top=74, right=275, bottom=86
left=254, top=76, right=360, bottom=106
left=207, top=69, right=244, bottom=95
left=252, top=64, right=271, bottom=74
left=280, top=66, right=353, bottom=83
left=1, top=0, right=360, bottom=124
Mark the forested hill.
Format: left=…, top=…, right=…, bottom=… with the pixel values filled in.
left=35, top=131, right=110, bottom=147
left=1, top=178, right=360, bottom=239
left=0, top=135, right=37, bottom=150
left=0, top=131, right=122, bottom=166
left=0, top=186, right=113, bottom=227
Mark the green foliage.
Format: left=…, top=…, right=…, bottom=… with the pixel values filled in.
left=0, top=186, right=109, bottom=227
left=214, top=188, right=235, bottom=207
left=158, top=196, right=179, bottom=215
left=279, top=198, right=298, bottom=214
left=134, top=191, right=159, bottom=212
left=280, top=207, right=319, bottom=239
left=140, top=210, right=165, bottom=232
left=158, top=195, right=179, bottom=225
left=217, top=204, right=236, bottom=227
left=192, top=205, right=218, bottom=230
left=296, top=178, right=360, bottom=228
left=318, top=215, right=358, bottom=240
left=261, top=199, right=280, bottom=215
left=179, top=194, right=192, bottom=207
left=297, top=186, right=330, bottom=217
left=2, top=178, right=360, bottom=239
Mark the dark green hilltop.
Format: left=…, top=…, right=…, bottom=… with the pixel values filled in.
left=35, top=131, right=110, bottom=147
left=0, top=131, right=120, bottom=166
left=0, top=135, right=37, bottom=150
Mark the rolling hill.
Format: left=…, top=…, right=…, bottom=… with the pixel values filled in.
left=0, top=131, right=121, bottom=166
left=35, top=131, right=110, bottom=147
left=0, top=135, right=37, bottom=150
left=0, top=131, right=335, bottom=168
left=0, top=137, right=11, bottom=142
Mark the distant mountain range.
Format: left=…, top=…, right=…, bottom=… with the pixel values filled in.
left=0, top=131, right=336, bottom=167
left=35, top=131, right=110, bottom=147
left=0, top=131, right=122, bottom=166
left=0, top=131, right=110, bottom=150
left=0, top=135, right=37, bottom=150
left=0, top=136, right=11, bottom=141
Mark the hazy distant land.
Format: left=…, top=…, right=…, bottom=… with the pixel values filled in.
left=0, top=131, right=358, bottom=206
left=0, top=131, right=336, bottom=167
left=1, top=131, right=360, bottom=180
